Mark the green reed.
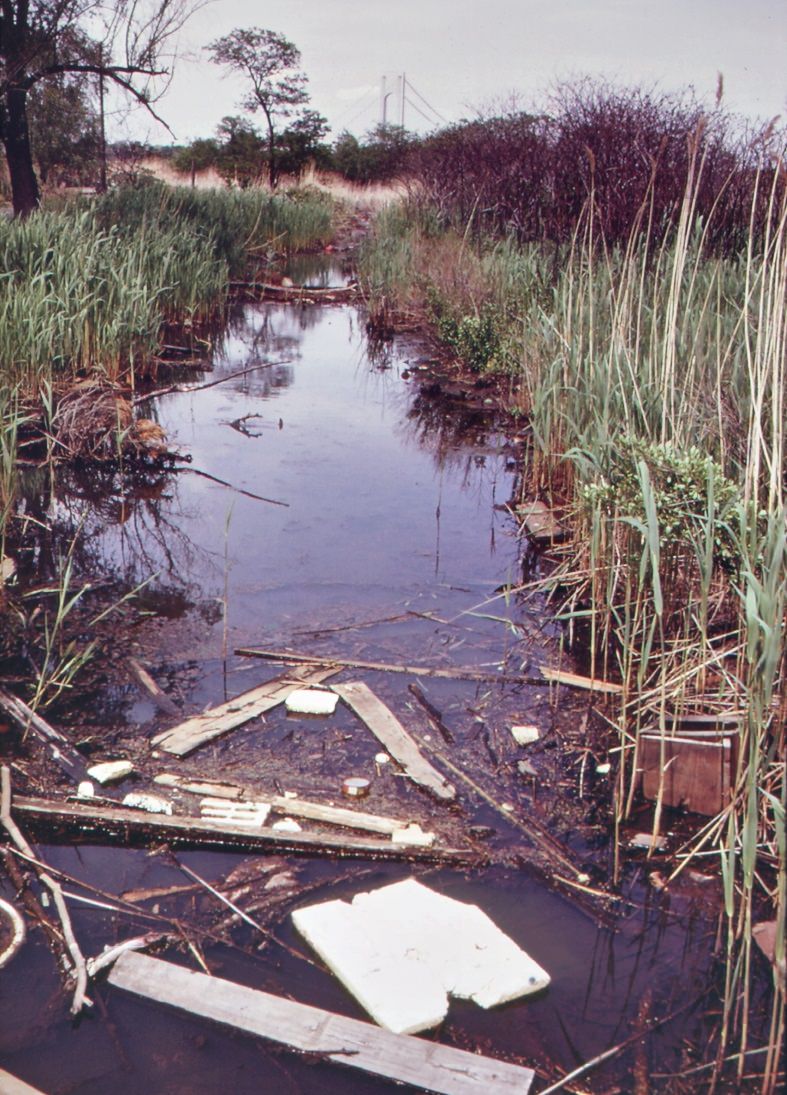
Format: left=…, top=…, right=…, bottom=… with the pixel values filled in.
left=360, top=169, right=786, bottom=1087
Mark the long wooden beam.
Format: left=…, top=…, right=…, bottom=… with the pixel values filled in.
left=108, top=951, right=534, bottom=1094
left=235, top=647, right=541, bottom=685
left=11, top=797, right=472, bottom=864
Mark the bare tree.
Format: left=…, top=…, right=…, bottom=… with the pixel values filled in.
left=208, top=27, right=309, bottom=189
left=0, top=0, right=197, bottom=216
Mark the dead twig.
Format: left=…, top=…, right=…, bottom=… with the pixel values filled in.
left=0, top=766, right=89, bottom=1013
left=175, top=465, right=289, bottom=507
left=133, top=361, right=288, bottom=406
left=408, top=682, right=455, bottom=744
left=536, top=994, right=704, bottom=1094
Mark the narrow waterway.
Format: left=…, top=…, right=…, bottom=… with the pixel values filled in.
left=0, top=283, right=722, bottom=1092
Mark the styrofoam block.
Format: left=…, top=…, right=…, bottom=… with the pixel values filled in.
left=292, top=898, right=448, bottom=1034
left=88, top=760, right=133, bottom=784
left=390, top=823, right=435, bottom=847
left=292, top=878, right=550, bottom=1034
left=285, top=688, right=339, bottom=715
left=122, top=792, right=172, bottom=815
left=511, top=725, right=540, bottom=746
left=354, top=880, right=551, bottom=1007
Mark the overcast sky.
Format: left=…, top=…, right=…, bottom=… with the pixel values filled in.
left=115, top=0, right=787, bottom=144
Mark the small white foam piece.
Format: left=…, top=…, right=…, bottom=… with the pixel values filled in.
left=511, top=725, right=540, bottom=746
left=88, top=760, right=133, bottom=784
left=390, top=823, right=435, bottom=847
left=285, top=688, right=339, bottom=716
left=122, top=792, right=172, bottom=815
left=292, top=878, right=549, bottom=1034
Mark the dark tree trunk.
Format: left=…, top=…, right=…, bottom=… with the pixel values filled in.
left=3, top=86, right=40, bottom=217
left=263, top=107, right=278, bottom=189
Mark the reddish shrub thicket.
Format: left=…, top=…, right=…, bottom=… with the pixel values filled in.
left=407, top=81, right=785, bottom=251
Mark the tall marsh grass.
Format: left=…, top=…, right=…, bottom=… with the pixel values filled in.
left=0, top=185, right=336, bottom=391
left=360, top=169, right=786, bottom=1087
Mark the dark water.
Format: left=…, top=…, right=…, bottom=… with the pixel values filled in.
left=0, top=285, right=720, bottom=1092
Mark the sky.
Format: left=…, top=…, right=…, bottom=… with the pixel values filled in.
left=112, top=0, right=787, bottom=145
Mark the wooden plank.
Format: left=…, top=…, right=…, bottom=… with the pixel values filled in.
left=108, top=951, right=534, bottom=1095
left=0, top=1068, right=47, bottom=1095
left=640, top=734, right=734, bottom=816
left=539, top=667, right=623, bottom=694
left=236, top=647, right=541, bottom=685
left=333, top=682, right=455, bottom=801
left=154, top=774, right=410, bottom=835
left=12, top=797, right=469, bottom=863
left=0, top=687, right=89, bottom=783
left=152, top=666, right=339, bottom=756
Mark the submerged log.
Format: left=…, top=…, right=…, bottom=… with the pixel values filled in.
left=11, top=796, right=473, bottom=864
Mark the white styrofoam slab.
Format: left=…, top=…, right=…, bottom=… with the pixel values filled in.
left=292, top=878, right=550, bottom=1034
left=294, top=897, right=447, bottom=1034
left=285, top=688, right=339, bottom=715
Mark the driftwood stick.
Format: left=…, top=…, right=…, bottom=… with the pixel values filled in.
left=408, top=682, right=455, bottom=744
left=128, top=658, right=179, bottom=717
left=236, top=646, right=541, bottom=685
left=536, top=995, right=701, bottom=1094
left=0, top=766, right=89, bottom=1013
left=176, top=466, right=289, bottom=507
left=420, top=744, right=586, bottom=880
left=133, top=361, right=286, bottom=405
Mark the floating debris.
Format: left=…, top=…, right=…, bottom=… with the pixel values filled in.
left=511, top=724, right=539, bottom=746
left=87, top=760, right=134, bottom=785
left=122, top=792, right=173, bottom=815
left=292, top=878, right=550, bottom=1035
left=285, top=688, right=339, bottom=716
left=341, top=777, right=371, bottom=799
left=391, top=823, right=435, bottom=848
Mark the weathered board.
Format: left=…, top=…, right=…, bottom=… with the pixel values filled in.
left=640, top=733, right=735, bottom=816
left=333, top=682, right=455, bottom=801
left=539, top=667, right=623, bottom=694
left=11, top=796, right=468, bottom=863
left=154, top=774, right=410, bottom=835
left=108, top=951, right=534, bottom=1095
left=0, top=687, right=89, bottom=783
left=152, top=665, right=339, bottom=756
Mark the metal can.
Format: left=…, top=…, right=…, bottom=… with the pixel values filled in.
left=341, top=777, right=371, bottom=798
